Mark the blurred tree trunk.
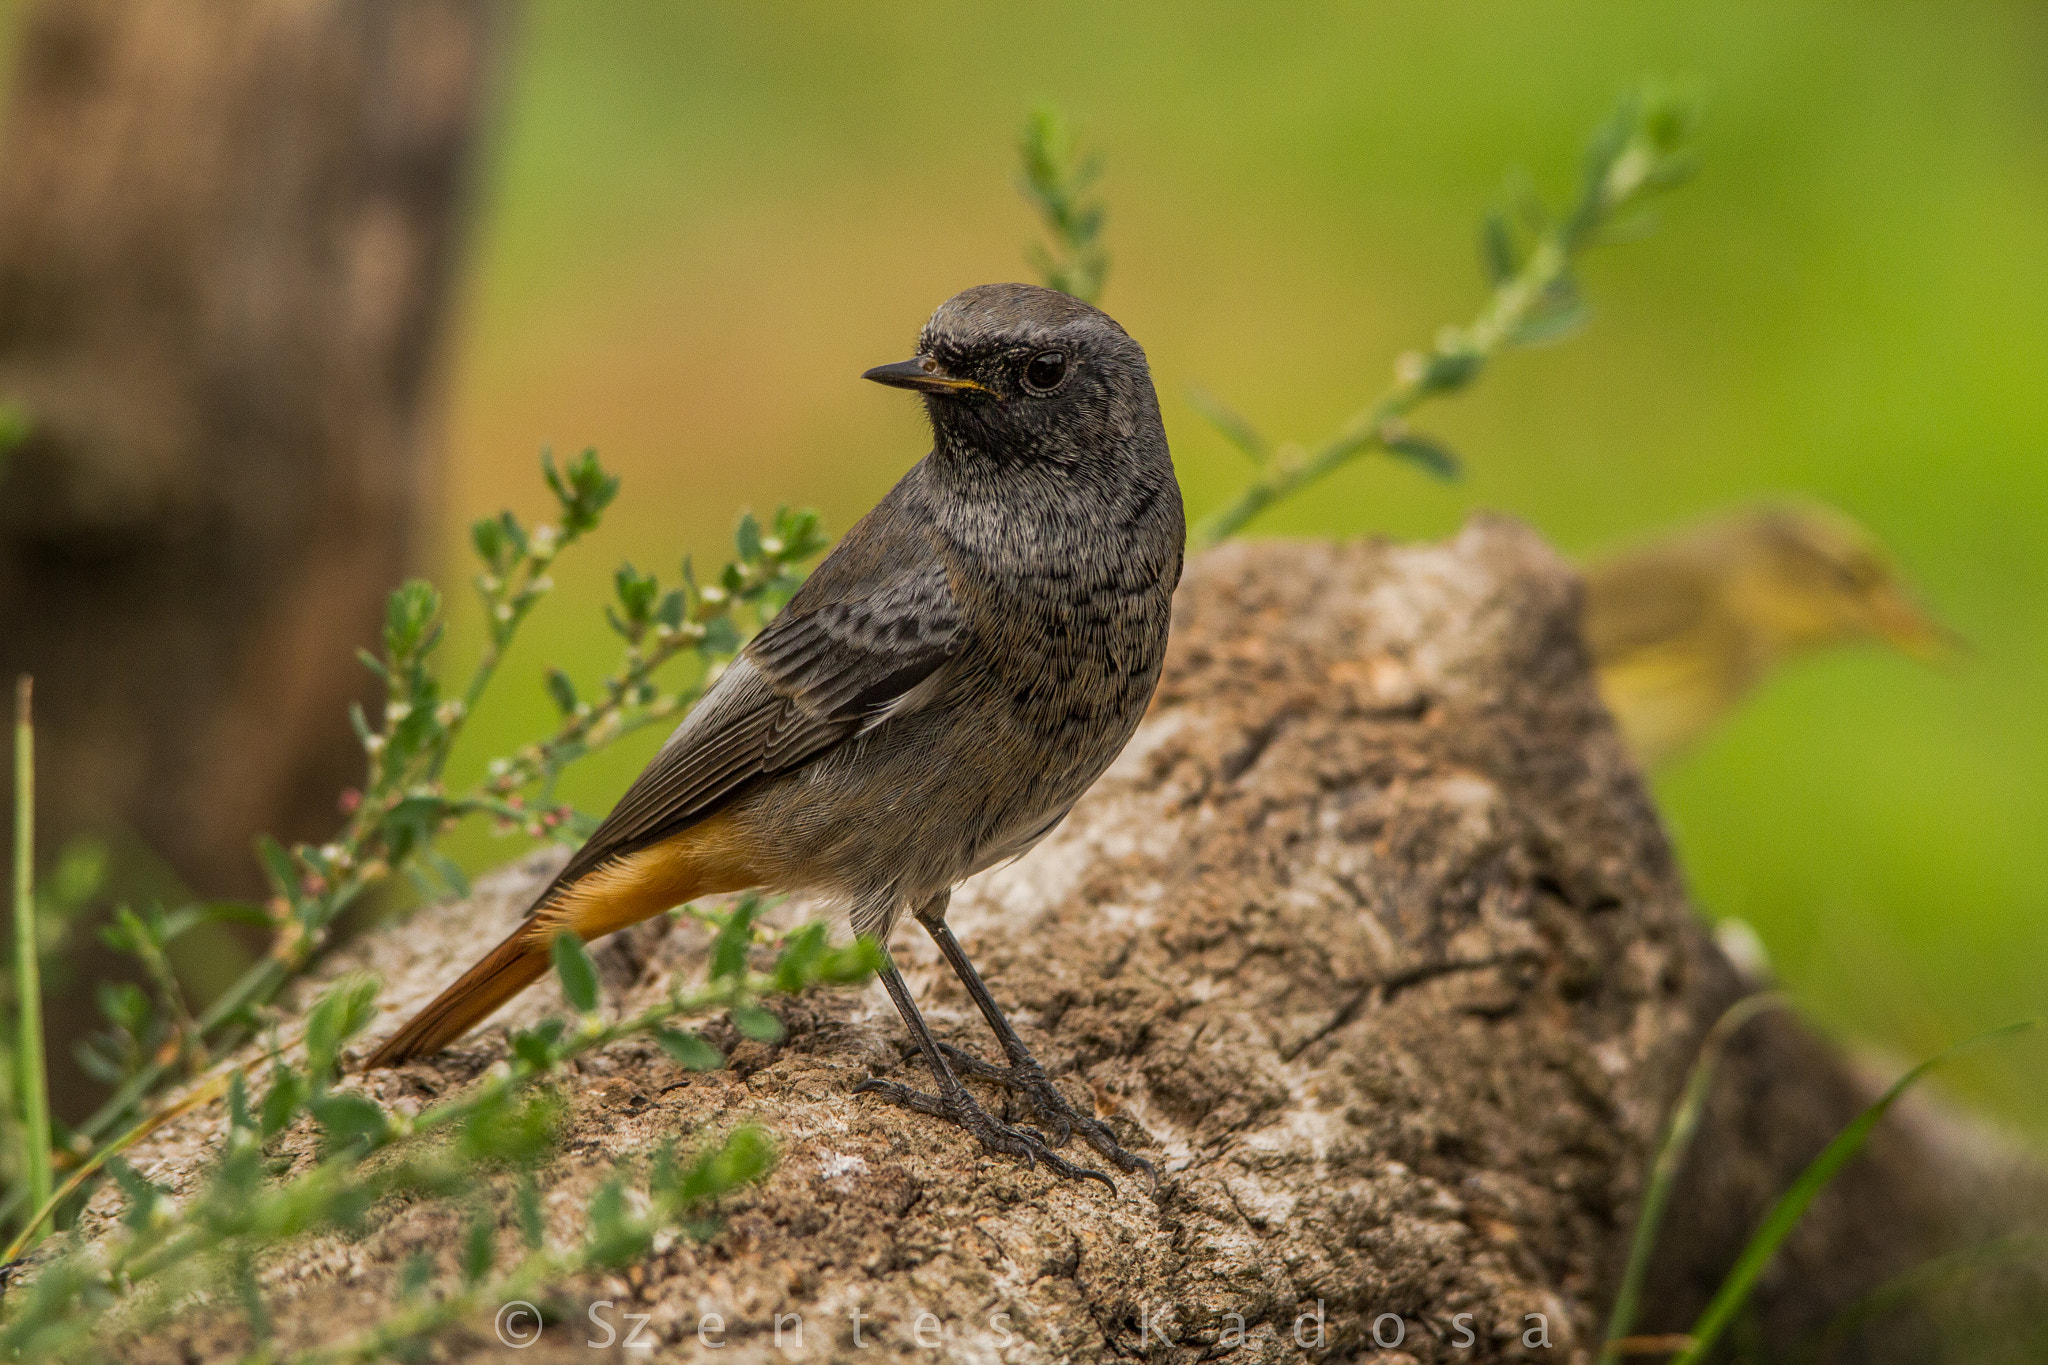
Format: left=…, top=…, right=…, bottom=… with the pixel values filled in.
left=0, top=0, right=508, bottom=1117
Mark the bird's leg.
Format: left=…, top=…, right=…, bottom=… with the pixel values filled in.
left=855, top=947, right=1113, bottom=1191
left=912, top=899, right=1156, bottom=1183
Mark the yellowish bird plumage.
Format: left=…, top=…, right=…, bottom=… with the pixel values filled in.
left=1583, top=503, right=1957, bottom=769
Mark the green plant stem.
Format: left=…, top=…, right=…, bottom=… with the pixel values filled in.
left=1601, top=992, right=1783, bottom=1359
left=12, top=676, right=52, bottom=1247
left=1189, top=241, right=1570, bottom=550
left=1186, top=86, right=1695, bottom=548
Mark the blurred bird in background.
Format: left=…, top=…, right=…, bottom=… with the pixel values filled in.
left=1584, top=502, right=1960, bottom=769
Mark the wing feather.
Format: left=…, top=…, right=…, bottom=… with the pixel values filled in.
left=530, top=478, right=964, bottom=908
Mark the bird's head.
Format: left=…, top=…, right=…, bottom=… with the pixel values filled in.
left=1731, top=503, right=1960, bottom=662
left=863, top=283, right=1167, bottom=484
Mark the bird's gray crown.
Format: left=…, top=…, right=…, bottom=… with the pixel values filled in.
left=916, top=283, right=1144, bottom=382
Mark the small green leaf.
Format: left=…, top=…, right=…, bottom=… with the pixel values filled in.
left=309, top=1092, right=391, bottom=1154
left=773, top=507, right=828, bottom=560
left=235, top=1254, right=270, bottom=1343
left=462, top=1205, right=497, bottom=1286
left=260, top=1064, right=308, bottom=1139
left=197, top=899, right=274, bottom=929
left=1415, top=348, right=1484, bottom=394
left=647, top=1139, right=680, bottom=1198
left=517, top=1174, right=545, bottom=1251
left=426, top=850, right=471, bottom=898
left=1381, top=432, right=1463, bottom=481
left=699, top=615, right=741, bottom=655
left=688, top=1124, right=777, bottom=1202
left=545, top=666, right=579, bottom=716
left=1510, top=275, right=1590, bottom=348
left=770, top=922, right=830, bottom=993
left=734, top=511, right=763, bottom=563
left=732, top=1002, right=784, bottom=1044
left=614, top=562, right=658, bottom=621
left=1481, top=208, right=1520, bottom=286
left=552, top=930, right=600, bottom=1014
left=819, top=936, right=886, bottom=985
left=255, top=835, right=303, bottom=907
left=709, top=897, right=761, bottom=981
left=470, top=515, right=506, bottom=568
left=544, top=447, right=620, bottom=538
left=457, top=1090, right=560, bottom=1166
left=398, top=1251, right=436, bottom=1300
left=95, top=907, right=144, bottom=955
left=509, top=1016, right=567, bottom=1071
left=654, top=1028, right=724, bottom=1071
left=498, top=510, right=528, bottom=559
left=228, top=1071, right=255, bottom=1135
left=95, top=982, right=150, bottom=1035
left=383, top=580, right=442, bottom=662
left=584, top=1175, right=651, bottom=1268
left=304, top=973, right=381, bottom=1078
left=107, top=1157, right=168, bottom=1232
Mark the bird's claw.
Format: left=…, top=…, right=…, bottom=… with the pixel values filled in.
left=933, top=1042, right=1156, bottom=1186
left=855, top=1074, right=1116, bottom=1192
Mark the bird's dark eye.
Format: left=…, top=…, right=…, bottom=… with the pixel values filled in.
left=1022, top=350, right=1067, bottom=394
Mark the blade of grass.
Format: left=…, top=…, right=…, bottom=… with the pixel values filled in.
left=1670, top=1018, right=2039, bottom=1365
left=12, top=676, right=52, bottom=1248
left=1601, top=992, right=1785, bottom=1359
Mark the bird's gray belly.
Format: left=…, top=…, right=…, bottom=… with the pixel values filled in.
left=728, top=595, right=1165, bottom=929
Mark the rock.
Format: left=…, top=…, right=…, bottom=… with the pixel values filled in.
left=67, top=518, right=2048, bottom=1362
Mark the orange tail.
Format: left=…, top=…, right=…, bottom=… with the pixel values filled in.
left=361, top=923, right=553, bottom=1068
left=360, top=812, right=760, bottom=1070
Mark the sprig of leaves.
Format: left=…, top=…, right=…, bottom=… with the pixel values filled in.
left=1180, top=84, right=1698, bottom=546
left=1, top=906, right=881, bottom=1360
left=1019, top=108, right=1108, bottom=305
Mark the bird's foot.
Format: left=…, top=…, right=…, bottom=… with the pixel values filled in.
left=935, top=1042, right=1156, bottom=1185
left=854, top=1074, right=1116, bottom=1192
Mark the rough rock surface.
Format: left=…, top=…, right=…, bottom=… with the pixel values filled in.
left=70, top=520, right=2047, bottom=1361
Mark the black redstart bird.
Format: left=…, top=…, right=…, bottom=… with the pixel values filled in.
left=365, top=283, right=1183, bottom=1185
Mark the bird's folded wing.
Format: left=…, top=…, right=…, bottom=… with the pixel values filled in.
left=532, top=551, right=964, bottom=903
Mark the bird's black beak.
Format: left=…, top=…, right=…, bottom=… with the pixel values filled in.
left=862, top=356, right=990, bottom=396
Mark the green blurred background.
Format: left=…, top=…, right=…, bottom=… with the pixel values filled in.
left=430, top=3, right=2047, bottom=1132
